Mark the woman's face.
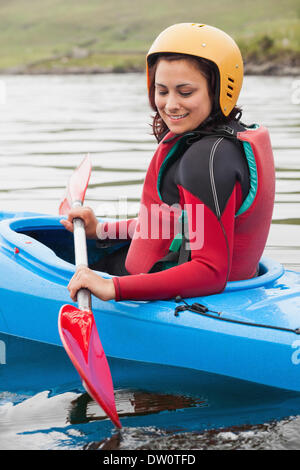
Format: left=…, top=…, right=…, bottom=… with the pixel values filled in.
left=154, top=58, right=213, bottom=134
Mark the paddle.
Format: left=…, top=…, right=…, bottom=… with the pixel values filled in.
left=58, top=155, right=122, bottom=429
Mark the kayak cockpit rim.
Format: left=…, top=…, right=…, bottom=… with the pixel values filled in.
left=0, top=214, right=285, bottom=294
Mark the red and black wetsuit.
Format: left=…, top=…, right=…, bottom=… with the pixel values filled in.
left=98, top=120, right=275, bottom=301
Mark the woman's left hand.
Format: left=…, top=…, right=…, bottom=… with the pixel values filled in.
left=68, top=266, right=116, bottom=302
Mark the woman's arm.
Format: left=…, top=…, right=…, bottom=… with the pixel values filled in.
left=112, top=136, right=248, bottom=301
left=112, top=187, right=237, bottom=300
left=60, top=206, right=137, bottom=241
left=66, top=190, right=237, bottom=303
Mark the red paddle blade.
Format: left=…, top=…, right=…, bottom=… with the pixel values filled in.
left=59, top=196, right=71, bottom=215
left=59, top=154, right=92, bottom=215
left=58, top=304, right=122, bottom=429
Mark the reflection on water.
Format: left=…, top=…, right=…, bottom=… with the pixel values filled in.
left=91, top=417, right=300, bottom=451
left=69, top=390, right=206, bottom=425
left=2, top=380, right=300, bottom=450
left=0, top=74, right=299, bottom=450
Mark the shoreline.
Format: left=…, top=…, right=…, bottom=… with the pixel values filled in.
left=0, top=62, right=299, bottom=77
left=244, top=62, right=300, bottom=76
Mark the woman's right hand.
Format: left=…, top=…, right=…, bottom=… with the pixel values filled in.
left=60, top=206, right=99, bottom=239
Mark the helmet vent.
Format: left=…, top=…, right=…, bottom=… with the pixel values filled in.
left=227, top=76, right=235, bottom=99
left=191, top=23, right=205, bottom=28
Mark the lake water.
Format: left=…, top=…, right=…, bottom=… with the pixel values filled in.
left=0, top=74, right=299, bottom=450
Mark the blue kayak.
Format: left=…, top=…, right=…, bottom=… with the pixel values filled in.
left=1, top=210, right=300, bottom=394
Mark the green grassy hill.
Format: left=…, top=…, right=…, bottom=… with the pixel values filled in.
left=0, top=0, right=299, bottom=73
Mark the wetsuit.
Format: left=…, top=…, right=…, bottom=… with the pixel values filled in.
left=97, top=120, right=275, bottom=301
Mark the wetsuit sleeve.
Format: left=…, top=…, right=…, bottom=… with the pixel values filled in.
left=112, top=137, right=247, bottom=301
left=112, top=189, right=236, bottom=300
left=98, top=218, right=137, bottom=241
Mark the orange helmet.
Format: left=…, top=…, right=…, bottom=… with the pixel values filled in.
left=146, top=23, right=243, bottom=117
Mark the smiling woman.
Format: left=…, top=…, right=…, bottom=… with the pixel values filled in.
left=62, top=23, right=275, bottom=304
left=153, top=57, right=213, bottom=135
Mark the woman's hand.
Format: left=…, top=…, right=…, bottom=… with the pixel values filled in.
left=60, top=206, right=99, bottom=239
left=68, top=266, right=116, bottom=302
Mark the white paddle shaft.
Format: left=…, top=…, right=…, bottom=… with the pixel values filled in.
left=72, top=201, right=91, bottom=311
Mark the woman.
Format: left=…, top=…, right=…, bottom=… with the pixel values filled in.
left=61, top=23, right=275, bottom=303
